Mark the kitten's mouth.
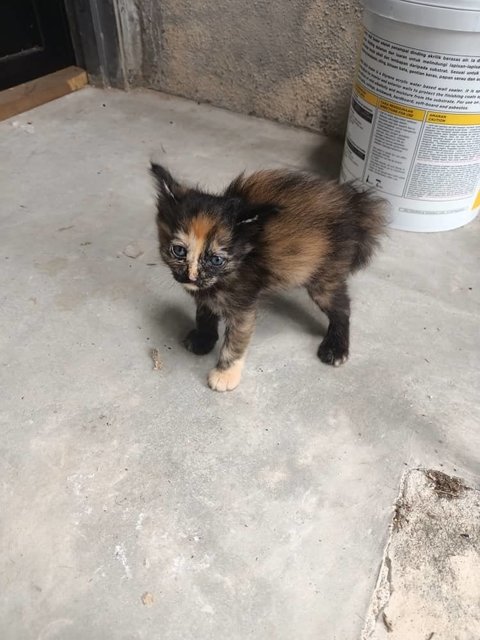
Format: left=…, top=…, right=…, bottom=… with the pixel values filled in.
left=182, top=281, right=216, bottom=292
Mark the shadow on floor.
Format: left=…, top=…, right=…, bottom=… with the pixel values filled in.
left=305, top=136, right=344, bottom=180
left=260, top=294, right=325, bottom=337
left=144, top=300, right=194, bottom=347
left=144, top=292, right=325, bottom=349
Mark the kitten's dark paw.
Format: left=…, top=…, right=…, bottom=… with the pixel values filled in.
left=318, top=339, right=349, bottom=367
left=183, top=329, right=218, bottom=355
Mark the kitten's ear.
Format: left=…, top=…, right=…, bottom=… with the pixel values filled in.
left=233, top=203, right=279, bottom=247
left=150, top=163, right=185, bottom=205
left=235, top=202, right=279, bottom=227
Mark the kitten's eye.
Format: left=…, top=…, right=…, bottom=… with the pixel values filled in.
left=171, top=244, right=187, bottom=259
left=208, top=255, right=226, bottom=267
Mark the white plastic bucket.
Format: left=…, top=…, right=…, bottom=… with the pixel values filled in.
left=340, top=0, right=480, bottom=232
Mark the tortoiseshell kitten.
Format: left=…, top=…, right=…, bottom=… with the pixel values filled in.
left=151, top=163, right=386, bottom=391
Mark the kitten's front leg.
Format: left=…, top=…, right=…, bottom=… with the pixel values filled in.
left=184, top=302, right=219, bottom=355
left=208, top=308, right=256, bottom=392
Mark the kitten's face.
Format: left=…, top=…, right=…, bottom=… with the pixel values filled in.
left=151, top=163, right=275, bottom=292
left=151, top=164, right=247, bottom=292
left=160, top=213, right=237, bottom=292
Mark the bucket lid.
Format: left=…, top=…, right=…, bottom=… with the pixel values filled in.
left=363, top=0, right=480, bottom=31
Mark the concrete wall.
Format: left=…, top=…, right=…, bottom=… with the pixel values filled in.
left=127, top=0, right=363, bottom=137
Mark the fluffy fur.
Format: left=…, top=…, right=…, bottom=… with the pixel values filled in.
left=151, top=163, right=386, bottom=391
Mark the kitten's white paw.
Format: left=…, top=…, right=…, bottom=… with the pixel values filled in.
left=208, top=365, right=242, bottom=392
left=333, top=354, right=349, bottom=367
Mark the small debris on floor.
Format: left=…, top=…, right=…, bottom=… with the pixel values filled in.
left=141, top=592, right=154, bottom=606
left=151, top=349, right=162, bottom=371
left=11, top=121, right=35, bottom=133
left=426, top=469, right=467, bottom=499
left=123, top=242, right=144, bottom=259
left=57, top=225, right=75, bottom=232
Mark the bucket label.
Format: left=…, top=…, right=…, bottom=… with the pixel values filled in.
left=341, top=30, right=480, bottom=228
left=358, top=31, right=480, bottom=111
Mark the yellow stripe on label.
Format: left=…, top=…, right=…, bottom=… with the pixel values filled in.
left=355, top=83, right=378, bottom=108
left=427, top=112, right=480, bottom=125
left=472, top=191, right=480, bottom=211
left=378, top=99, right=425, bottom=121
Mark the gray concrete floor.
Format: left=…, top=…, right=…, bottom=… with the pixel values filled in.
left=0, top=87, right=479, bottom=640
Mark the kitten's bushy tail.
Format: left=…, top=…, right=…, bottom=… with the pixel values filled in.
left=342, top=183, right=388, bottom=272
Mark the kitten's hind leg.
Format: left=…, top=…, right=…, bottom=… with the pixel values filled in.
left=208, top=308, right=256, bottom=391
left=307, top=282, right=350, bottom=366
left=184, top=303, right=219, bottom=355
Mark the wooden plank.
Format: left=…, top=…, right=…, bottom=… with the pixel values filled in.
left=0, top=66, right=88, bottom=122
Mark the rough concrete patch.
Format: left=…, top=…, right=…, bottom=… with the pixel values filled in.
left=362, top=469, right=480, bottom=640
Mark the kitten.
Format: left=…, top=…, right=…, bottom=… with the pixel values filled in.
left=151, top=163, right=386, bottom=392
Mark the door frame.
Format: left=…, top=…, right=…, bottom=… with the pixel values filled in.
left=64, top=0, right=127, bottom=89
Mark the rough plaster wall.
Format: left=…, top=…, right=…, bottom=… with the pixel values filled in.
left=136, top=0, right=363, bottom=137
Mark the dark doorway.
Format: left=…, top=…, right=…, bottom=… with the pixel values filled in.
left=0, top=0, right=75, bottom=91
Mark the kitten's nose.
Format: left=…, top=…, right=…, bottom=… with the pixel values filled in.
left=188, top=272, right=197, bottom=282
